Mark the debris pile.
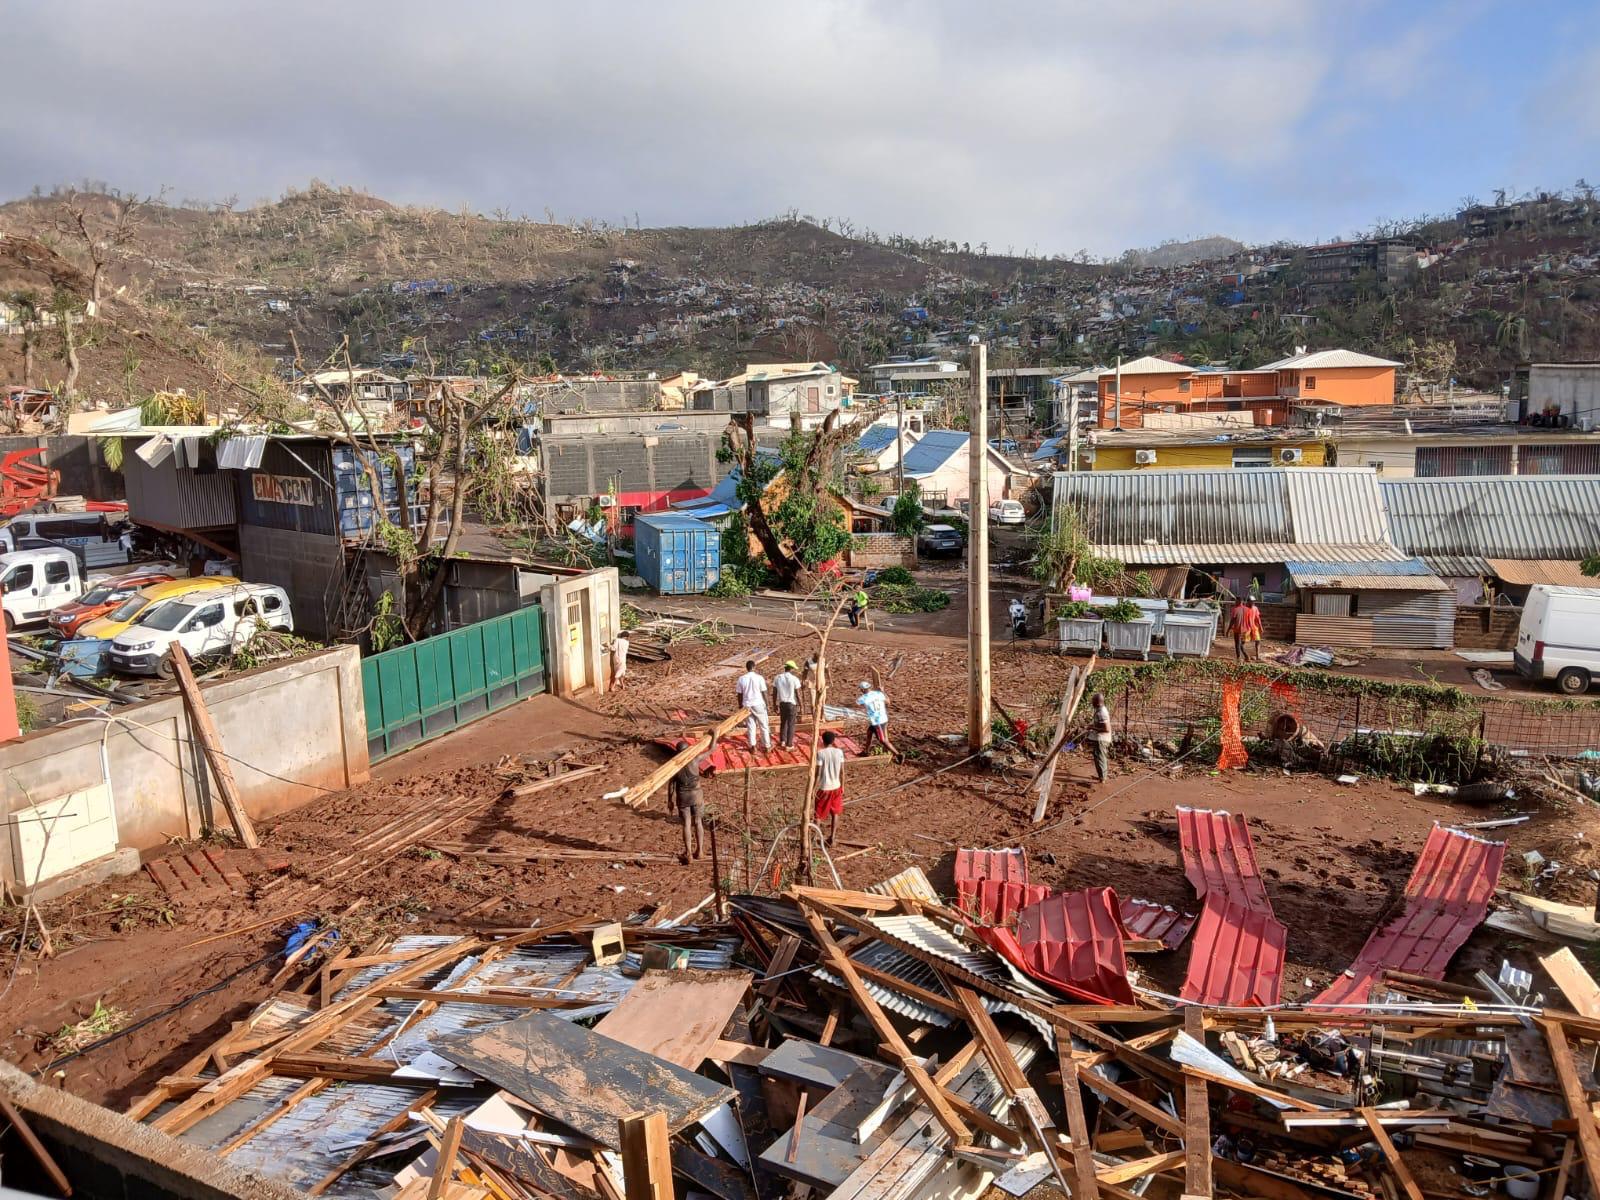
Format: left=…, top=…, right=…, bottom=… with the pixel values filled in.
left=119, top=822, right=1600, bottom=1200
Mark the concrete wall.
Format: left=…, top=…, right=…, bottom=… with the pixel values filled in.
left=849, top=533, right=916, bottom=569
left=542, top=566, right=621, bottom=697
left=0, top=646, right=368, bottom=895
left=1529, top=364, right=1600, bottom=425
left=1454, top=604, right=1521, bottom=650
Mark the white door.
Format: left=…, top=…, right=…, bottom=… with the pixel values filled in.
left=2, top=562, right=44, bottom=620
left=181, top=600, right=230, bottom=659
left=39, top=557, right=78, bottom=612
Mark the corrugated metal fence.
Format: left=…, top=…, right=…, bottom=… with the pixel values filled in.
left=361, top=605, right=546, bottom=760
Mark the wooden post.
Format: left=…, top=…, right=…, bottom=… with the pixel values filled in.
left=708, top=814, right=723, bottom=918
left=426, top=1114, right=464, bottom=1200
left=1358, top=1108, right=1422, bottom=1200
left=798, top=595, right=847, bottom=881
left=169, top=643, right=259, bottom=848
left=895, top=393, right=906, bottom=499
left=968, top=342, right=991, bottom=753
left=1055, top=1043, right=1101, bottom=1200
left=1181, top=1007, right=1213, bottom=1200
left=618, top=1111, right=674, bottom=1200
left=1031, top=660, right=1094, bottom=822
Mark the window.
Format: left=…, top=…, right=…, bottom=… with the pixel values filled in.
left=1304, top=375, right=1317, bottom=391
left=140, top=602, right=193, bottom=631
left=3, top=565, right=33, bottom=593
left=44, top=560, right=71, bottom=585
left=261, top=594, right=283, bottom=613
left=187, top=604, right=224, bottom=630
left=1232, top=448, right=1273, bottom=469
left=1366, top=459, right=1385, bottom=474
left=1177, top=379, right=1191, bottom=393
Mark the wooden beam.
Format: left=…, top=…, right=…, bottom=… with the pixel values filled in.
left=427, top=1115, right=465, bottom=1200
left=1540, top=1017, right=1600, bottom=1192
left=618, top=1112, right=674, bottom=1200
left=1097, top=1150, right=1187, bottom=1186
left=170, top=643, right=259, bottom=848
left=1031, top=658, right=1095, bottom=821
left=1359, top=1108, right=1422, bottom=1200
left=1182, top=1007, right=1213, bottom=1200
left=797, top=902, right=972, bottom=1146
left=622, top=710, right=747, bottom=808
left=1543, top=947, right=1600, bottom=1019
left=849, top=960, right=963, bottom=1019
left=1551, top=1135, right=1575, bottom=1200
left=1079, top=1065, right=1186, bottom=1139
left=0, top=1096, right=72, bottom=1197
left=1057, top=1038, right=1102, bottom=1200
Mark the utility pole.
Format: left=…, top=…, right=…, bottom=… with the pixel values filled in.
left=967, top=342, right=991, bottom=753
left=895, top=393, right=906, bottom=499
left=1112, top=354, right=1123, bottom=430
left=1064, top=381, right=1080, bottom=472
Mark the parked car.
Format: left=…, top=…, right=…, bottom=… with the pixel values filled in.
left=917, top=523, right=965, bottom=557
left=1514, top=584, right=1600, bottom=695
left=0, top=548, right=92, bottom=630
left=988, top=437, right=1020, bottom=455
left=77, top=575, right=240, bottom=641
left=0, top=511, right=129, bottom=568
left=48, top=569, right=177, bottom=638
left=109, top=583, right=293, bottom=677
left=988, top=499, right=1026, bottom=525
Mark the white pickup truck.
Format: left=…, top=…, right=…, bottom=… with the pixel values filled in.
left=0, top=547, right=94, bottom=630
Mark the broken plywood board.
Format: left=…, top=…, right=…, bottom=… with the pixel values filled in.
left=757, top=1062, right=901, bottom=1189
left=436, top=1010, right=732, bottom=1149
left=1541, top=947, right=1600, bottom=1018
left=757, top=1038, right=880, bottom=1092
left=593, top=969, right=750, bottom=1069
left=1508, top=892, right=1600, bottom=942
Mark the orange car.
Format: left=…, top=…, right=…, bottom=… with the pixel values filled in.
left=48, top=570, right=176, bottom=638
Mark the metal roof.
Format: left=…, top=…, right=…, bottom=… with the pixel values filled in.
left=1053, top=468, right=1396, bottom=558
left=902, top=429, right=972, bottom=475
left=1177, top=808, right=1286, bottom=1007
left=1314, top=826, right=1505, bottom=1010
left=1484, top=558, right=1595, bottom=587
left=1011, top=887, right=1136, bottom=1005
left=1119, top=898, right=1196, bottom=950
left=954, top=848, right=1043, bottom=926
left=1094, top=541, right=1408, bottom=566
left=1421, top=554, right=1490, bottom=578
left=1096, top=356, right=1193, bottom=376
left=1286, top=557, right=1450, bottom=591
left=1256, top=349, right=1403, bottom=370
left=854, top=425, right=900, bottom=456
left=1380, top=475, right=1600, bottom=560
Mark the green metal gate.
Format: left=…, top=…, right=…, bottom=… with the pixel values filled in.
left=362, top=605, right=546, bottom=761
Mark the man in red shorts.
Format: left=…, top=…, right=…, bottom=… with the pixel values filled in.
left=813, top=730, right=846, bottom=846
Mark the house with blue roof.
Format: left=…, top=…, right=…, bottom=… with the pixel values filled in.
left=890, top=430, right=1031, bottom=511
left=850, top=422, right=921, bottom=473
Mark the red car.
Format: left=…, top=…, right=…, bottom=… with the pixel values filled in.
left=48, top=570, right=176, bottom=638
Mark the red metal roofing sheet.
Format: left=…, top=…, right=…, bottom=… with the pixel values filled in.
left=1176, top=807, right=1285, bottom=1006
left=1313, top=825, right=1506, bottom=1010
left=953, top=848, right=1042, bottom=926
left=1119, top=898, right=1198, bottom=950
left=975, top=887, right=1133, bottom=1005
left=651, top=732, right=865, bottom=774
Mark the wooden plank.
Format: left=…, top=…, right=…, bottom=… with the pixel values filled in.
left=848, top=961, right=963, bottom=1019
left=622, top=709, right=747, bottom=808
left=1543, top=947, right=1600, bottom=1019
left=948, top=982, right=1063, bottom=1187
left=618, top=1112, right=673, bottom=1200
left=797, top=902, right=972, bottom=1147
left=311, top=1089, right=439, bottom=1195
left=672, top=1141, right=757, bottom=1200
left=759, top=1038, right=879, bottom=1092
left=1097, top=1150, right=1187, bottom=1186
left=1057, top=1041, right=1101, bottom=1200
left=1359, top=1108, right=1422, bottom=1200
left=0, top=1095, right=72, bottom=1197
left=436, top=1010, right=733, bottom=1149
left=428, top=1116, right=466, bottom=1200
left=710, top=1039, right=769, bottom=1068
left=593, top=969, right=748, bottom=1069
left=1551, top=1135, right=1575, bottom=1200
left=1032, top=663, right=1091, bottom=822
left=1079, top=1066, right=1186, bottom=1138
left=170, top=643, right=259, bottom=848
left=1540, top=1017, right=1600, bottom=1192
left=756, top=935, right=802, bottom=997
left=1183, top=1007, right=1213, bottom=1200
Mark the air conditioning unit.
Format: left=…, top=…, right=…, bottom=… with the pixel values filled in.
left=1134, top=449, right=1159, bottom=465
left=596, top=495, right=617, bottom=508
left=1278, top=448, right=1304, bottom=464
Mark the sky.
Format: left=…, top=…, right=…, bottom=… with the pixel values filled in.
left=3, top=0, right=1598, bottom=258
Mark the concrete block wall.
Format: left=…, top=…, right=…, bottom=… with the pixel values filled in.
left=1454, top=605, right=1522, bottom=650
left=1222, top=600, right=1296, bottom=641
left=849, top=533, right=917, bottom=570
left=0, top=647, right=368, bottom=896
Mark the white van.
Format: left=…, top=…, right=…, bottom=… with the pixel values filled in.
left=108, top=583, right=294, bottom=677
left=0, top=548, right=91, bottom=629
left=1514, top=584, right=1600, bottom=695
left=0, top=512, right=128, bottom=568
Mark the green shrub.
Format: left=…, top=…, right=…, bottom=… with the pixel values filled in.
left=874, top=583, right=951, bottom=613
left=1059, top=600, right=1094, bottom=619
left=707, top=573, right=751, bottom=599
left=1095, top=598, right=1144, bottom=624
left=873, top=566, right=916, bottom=587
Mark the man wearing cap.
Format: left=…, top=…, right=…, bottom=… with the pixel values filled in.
left=667, top=739, right=708, bottom=862
left=856, top=680, right=895, bottom=756
left=773, top=660, right=802, bottom=749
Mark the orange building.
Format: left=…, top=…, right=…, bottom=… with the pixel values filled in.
left=1096, top=348, right=1400, bottom=428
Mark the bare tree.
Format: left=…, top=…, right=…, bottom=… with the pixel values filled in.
left=55, top=190, right=149, bottom=318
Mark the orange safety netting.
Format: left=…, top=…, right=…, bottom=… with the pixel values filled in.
left=1217, top=678, right=1249, bottom=770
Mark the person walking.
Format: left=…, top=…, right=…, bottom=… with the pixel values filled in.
left=666, top=739, right=706, bottom=862
left=1230, top=597, right=1263, bottom=662
left=800, top=655, right=819, bottom=717
left=610, top=631, right=630, bottom=684
left=735, top=659, right=772, bottom=751
left=813, top=730, right=846, bottom=846
left=856, top=680, right=896, bottom=757
left=848, top=587, right=868, bottom=629
left=773, top=660, right=802, bottom=748
left=1089, top=691, right=1113, bottom=783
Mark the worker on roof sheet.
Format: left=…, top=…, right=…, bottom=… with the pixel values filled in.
left=667, top=739, right=707, bottom=862
left=856, top=680, right=897, bottom=759
left=773, top=660, right=801, bottom=748
left=813, top=729, right=846, bottom=846
left=734, top=659, right=772, bottom=751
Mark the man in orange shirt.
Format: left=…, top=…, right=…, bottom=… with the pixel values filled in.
left=1230, top=597, right=1263, bottom=661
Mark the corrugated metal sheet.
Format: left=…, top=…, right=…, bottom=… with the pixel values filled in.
left=953, top=847, right=1045, bottom=926
left=1422, top=554, right=1490, bottom=578
left=1314, top=825, right=1506, bottom=1010
left=217, top=436, right=267, bottom=470
left=1286, top=557, right=1449, bottom=591
left=1094, top=541, right=1407, bottom=567
left=1054, top=468, right=1393, bottom=554
left=1310, top=592, right=1353, bottom=616
left=1293, top=614, right=1374, bottom=647
left=1010, top=887, right=1135, bottom=1005
left=1176, top=808, right=1285, bottom=1007
left=867, top=866, right=941, bottom=906
left=1381, top=476, right=1600, bottom=561
left=812, top=938, right=955, bottom=1028
left=1484, top=558, right=1596, bottom=587
left=122, top=449, right=238, bottom=530
left=1367, top=590, right=1456, bottom=648
left=1119, top=898, right=1197, bottom=950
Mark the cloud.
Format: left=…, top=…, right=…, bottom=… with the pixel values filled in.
left=0, top=1, right=1584, bottom=255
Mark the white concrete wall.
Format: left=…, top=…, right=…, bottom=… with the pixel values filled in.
left=1529, top=365, right=1600, bottom=427
left=0, top=646, right=368, bottom=895
left=541, top=566, right=621, bottom=697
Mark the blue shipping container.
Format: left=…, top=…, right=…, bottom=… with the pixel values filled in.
left=635, top=513, right=720, bottom=595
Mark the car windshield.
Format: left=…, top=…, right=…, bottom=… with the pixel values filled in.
left=137, top=601, right=194, bottom=632
left=78, top=585, right=120, bottom=606
left=106, top=594, right=147, bottom=622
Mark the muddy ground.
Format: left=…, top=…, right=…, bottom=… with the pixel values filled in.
left=1, top=622, right=1595, bottom=1113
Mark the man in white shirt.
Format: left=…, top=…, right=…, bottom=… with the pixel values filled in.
left=856, top=681, right=896, bottom=757
left=772, top=660, right=802, bottom=748
left=813, top=730, right=846, bottom=845
left=1089, top=691, right=1113, bottom=782
left=611, top=632, right=630, bottom=684
left=735, top=659, right=772, bottom=751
